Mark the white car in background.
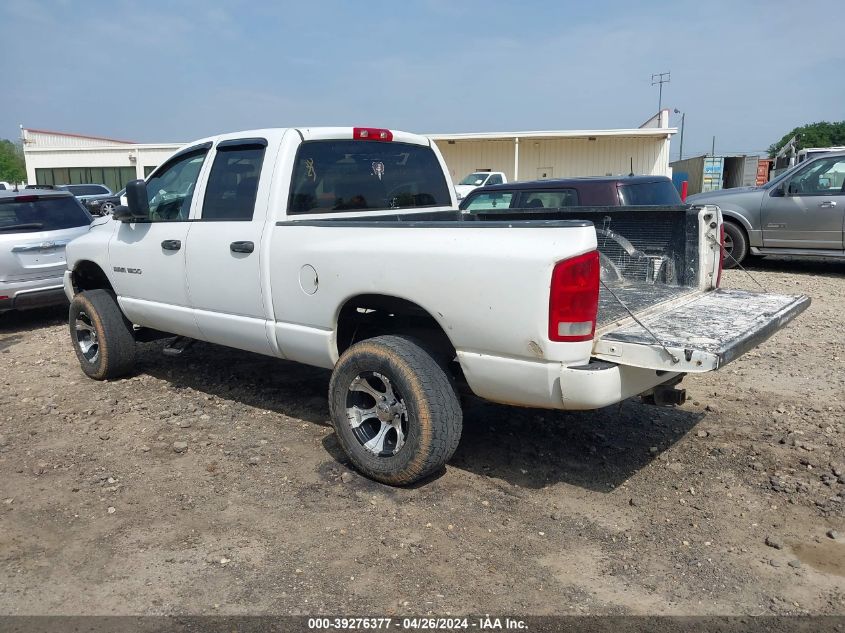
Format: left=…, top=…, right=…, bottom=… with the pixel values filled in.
left=1, top=189, right=92, bottom=312
left=454, top=171, right=507, bottom=200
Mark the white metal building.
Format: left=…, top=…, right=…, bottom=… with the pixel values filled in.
left=22, top=128, right=181, bottom=192
left=430, top=111, right=676, bottom=184
left=22, top=112, right=674, bottom=191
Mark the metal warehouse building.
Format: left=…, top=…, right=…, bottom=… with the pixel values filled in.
left=430, top=111, right=676, bottom=184
left=22, top=112, right=674, bottom=191
left=21, top=128, right=180, bottom=192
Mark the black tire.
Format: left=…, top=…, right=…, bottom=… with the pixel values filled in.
left=69, top=289, right=136, bottom=380
left=328, top=335, right=462, bottom=486
left=722, top=221, right=748, bottom=269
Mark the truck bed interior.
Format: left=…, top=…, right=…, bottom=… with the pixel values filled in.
left=470, top=206, right=701, bottom=327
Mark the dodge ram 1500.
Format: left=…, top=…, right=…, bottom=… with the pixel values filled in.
left=63, top=127, right=810, bottom=485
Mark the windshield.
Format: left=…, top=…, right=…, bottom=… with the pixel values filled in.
left=0, top=196, right=92, bottom=233
left=459, top=173, right=489, bottom=186
left=288, top=140, right=451, bottom=214
left=618, top=180, right=682, bottom=205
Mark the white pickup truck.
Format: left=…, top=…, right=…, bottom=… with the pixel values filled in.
left=63, top=126, right=809, bottom=485
left=454, top=171, right=508, bottom=201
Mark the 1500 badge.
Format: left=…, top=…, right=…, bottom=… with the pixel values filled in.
left=113, top=267, right=142, bottom=275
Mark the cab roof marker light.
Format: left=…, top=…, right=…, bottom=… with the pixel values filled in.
left=353, top=128, right=393, bottom=142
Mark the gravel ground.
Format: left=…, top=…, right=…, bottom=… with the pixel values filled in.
left=0, top=257, right=843, bottom=616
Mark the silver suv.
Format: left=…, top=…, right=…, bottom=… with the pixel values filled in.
left=687, top=151, right=845, bottom=267
left=0, top=189, right=92, bottom=312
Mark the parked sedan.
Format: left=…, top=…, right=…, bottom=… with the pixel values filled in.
left=57, top=184, right=113, bottom=209
left=84, top=188, right=124, bottom=215
left=0, top=189, right=92, bottom=312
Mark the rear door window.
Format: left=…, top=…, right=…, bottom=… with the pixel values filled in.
left=0, top=196, right=92, bottom=233
left=462, top=192, right=515, bottom=211
left=517, top=189, right=579, bottom=209
left=618, top=181, right=682, bottom=205
left=201, top=142, right=265, bottom=221
left=288, top=140, right=451, bottom=214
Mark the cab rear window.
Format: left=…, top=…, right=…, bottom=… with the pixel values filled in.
left=288, top=140, right=451, bottom=214
left=0, top=196, right=92, bottom=233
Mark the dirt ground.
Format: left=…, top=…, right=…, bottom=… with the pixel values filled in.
left=0, top=257, right=843, bottom=617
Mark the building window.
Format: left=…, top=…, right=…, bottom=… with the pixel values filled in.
left=35, top=166, right=137, bottom=192
left=144, top=166, right=158, bottom=178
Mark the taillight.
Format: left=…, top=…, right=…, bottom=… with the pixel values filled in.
left=549, top=251, right=600, bottom=342
left=716, top=223, right=725, bottom=287
left=353, top=127, right=393, bottom=141
left=16, top=195, right=38, bottom=202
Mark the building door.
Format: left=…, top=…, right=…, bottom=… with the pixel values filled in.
left=537, top=167, right=553, bottom=180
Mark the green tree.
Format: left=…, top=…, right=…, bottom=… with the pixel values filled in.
left=768, top=121, right=845, bottom=157
left=0, top=139, right=26, bottom=183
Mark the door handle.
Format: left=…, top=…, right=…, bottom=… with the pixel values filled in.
left=161, top=240, right=181, bottom=251
left=230, top=241, right=254, bottom=254
left=819, top=201, right=837, bottom=208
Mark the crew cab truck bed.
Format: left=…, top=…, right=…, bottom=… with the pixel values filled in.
left=63, top=126, right=809, bottom=485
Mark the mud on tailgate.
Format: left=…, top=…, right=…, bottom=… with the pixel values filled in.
left=593, top=289, right=810, bottom=372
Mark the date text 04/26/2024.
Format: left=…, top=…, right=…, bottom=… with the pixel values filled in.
left=307, top=617, right=528, bottom=630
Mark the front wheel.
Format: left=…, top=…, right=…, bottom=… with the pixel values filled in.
left=328, top=335, right=462, bottom=485
left=69, top=289, right=136, bottom=380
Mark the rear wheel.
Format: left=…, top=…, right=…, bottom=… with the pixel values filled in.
left=722, top=221, right=748, bottom=268
left=328, top=335, right=462, bottom=486
left=69, top=289, right=136, bottom=380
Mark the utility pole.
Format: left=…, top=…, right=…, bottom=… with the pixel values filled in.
left=673, top=108, right=685, bottom=161
left=651, top=72, right=670, bottom=112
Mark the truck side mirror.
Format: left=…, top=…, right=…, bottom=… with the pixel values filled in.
left=114, top=179, right=150, bottom=221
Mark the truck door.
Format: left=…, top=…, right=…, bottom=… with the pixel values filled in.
left=109, top=144, right=210, bottom=338
left=762, top=155, right=845, bottom=249
left=185, top=138, right=277, bottom=356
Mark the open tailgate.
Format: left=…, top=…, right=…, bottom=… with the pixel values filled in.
left=593, top=288, right=810, bottom=373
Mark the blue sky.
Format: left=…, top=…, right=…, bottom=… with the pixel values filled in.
left=1, top=0, right=842, bottom=159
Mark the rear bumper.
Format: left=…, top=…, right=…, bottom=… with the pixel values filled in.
left=457, top=351, right=681, bottom=411
left=559, top=362, right=682, bottom=410
left=0, top=276, right=67, bottom=312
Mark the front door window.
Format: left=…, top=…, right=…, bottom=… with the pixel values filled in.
left=145, top=149, right=209, bottom=222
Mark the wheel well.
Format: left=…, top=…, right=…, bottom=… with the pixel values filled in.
left=721, top=213, right=750, bottom=236
left=336, top=294, right=457, bottom=362
left=71, top=261, right=114, bottom=293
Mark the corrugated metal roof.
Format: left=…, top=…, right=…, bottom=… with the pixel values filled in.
left=427, top=128, right=676, bottom=141
left=24, top=128, right=137, bottom=144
